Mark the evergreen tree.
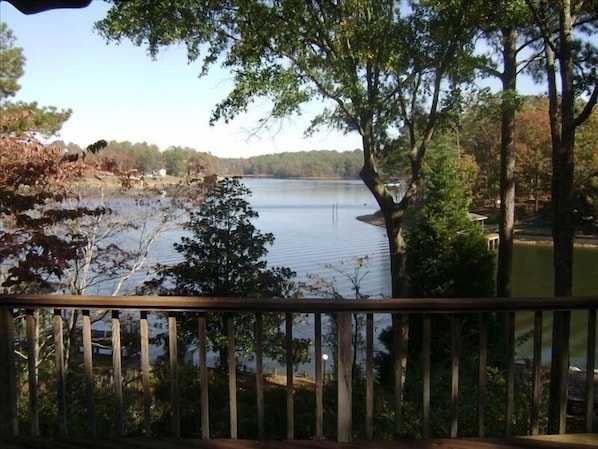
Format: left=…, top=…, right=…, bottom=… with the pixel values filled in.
left=376, top=155, right=503, bottom=437
left=406, top=155, right=495, bottom=298
left=143, top=177, right=307, bottom=369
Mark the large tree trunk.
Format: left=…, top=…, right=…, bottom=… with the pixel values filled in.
left=359, top=127, right=408, bottom=299
left=546, top=2, right=575, bottom=433
left=359, top=121, right=414, bottom=436
left=496, top=26, right=517, bottom=299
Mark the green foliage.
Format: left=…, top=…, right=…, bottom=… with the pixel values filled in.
left=375, top=154, right=502, bottom=437
left=406, top=155, right=495, bottom=298
left=0, top=22, right=25, bottom=100
left=0, top=23, right=71, bottom=138
left=141, top=177, right=307, bottom=368
left=232, top=149, right=363, bottom=179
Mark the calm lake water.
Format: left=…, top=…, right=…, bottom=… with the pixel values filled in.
left=118, top=178, right=597, bottom=370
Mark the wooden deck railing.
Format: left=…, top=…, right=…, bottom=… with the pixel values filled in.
left=0, top=295, right=596, bottom=442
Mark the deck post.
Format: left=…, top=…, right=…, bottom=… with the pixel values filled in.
left=54, top=309, right=67, bottom=437
left=315, top=313, right=324, bottom=439
left=548, top=310, right=570, bottom=434
left=198, top=314, right=210, bottom=440
left=585, top=309, right=596, bottom=433
left=82, top=310, right=95, bottom=437
left=0, top=307, right=17, bottom=437
left=366, top=313, right=374, bottom=439
left=337, top=311, right=352, bottom=443
left=168, top=313, right=180, bottom=438
left=26, top=309, right=39, bottom=436
left=255, top=313, right=265, bottom=440
left=393, top=313, right=407, bottom=438
left=286, top=312, right=294, bottom=440
left=112, top=310, right=123, bottom=437
left=227, top=315, right=237, bottom=439
left=140, top=311, right=151, bottom=437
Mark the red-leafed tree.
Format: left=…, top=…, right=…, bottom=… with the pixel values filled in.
left=514, top=97, right=552, bottom=209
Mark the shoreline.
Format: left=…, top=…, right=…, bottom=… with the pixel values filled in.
left=356, top=212, right=598, bottom=248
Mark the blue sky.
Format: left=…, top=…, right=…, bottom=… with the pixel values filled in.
left=1, top=1, right=363, bottom=158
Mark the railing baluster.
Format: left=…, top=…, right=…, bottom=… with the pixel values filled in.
left=393, top=313, right=406, bottom=438
left=366, top=312, right=374, bottom=439
left=285, top=312, right=294, bottom=440
left=531, top=310, right=543, bottom=435
left=450, top=314, right=460, bottom=438
left=111, top=310, right=123, bottom=437
left=478, top=313, right=487, bottom=437
left=140, top=311, right=151, bottom=437
left=505, top=311, right=515, bottom=436
left=586, top=308, right=596, bottom=433
left=198, top=313, right=209, bottom=440
left=549, top=310, right=571, bottom=434
left=168, top=312, right=180, bottom=438
left=26, top=309, right=38, bottom=436
left=337, top=311, right=352, bottom=443
left=54, top=309, right=67, bottom=437
left=422, top=314, right=431, bottom=438
left=255, top=313, right=264, bottom=440
left=227, top=314, right=237, bottom=439
left=82, top=310, right=95, bottom=437
left=315, top=312, right=323, bottom=440
left=0, top=307, right=17, bottom=437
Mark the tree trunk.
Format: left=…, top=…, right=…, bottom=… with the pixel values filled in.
left=359, top=127, right=408, bottom=299
left=546, top=1, right=575, bottom=433
left=496, top=27, right=517, bottom=299
left=359, top=119, right=412, bottom=435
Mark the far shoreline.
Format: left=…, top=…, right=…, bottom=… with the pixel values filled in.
left=356, top=212, right=598, bottom=248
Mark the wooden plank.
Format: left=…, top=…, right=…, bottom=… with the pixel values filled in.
left=26, top=309, right=39, bottom=436
left=7, top=435, right=598, bottom=449
left=477, top=313, right=487, bottom=438
left=82, top=310, right=95, bottom=437
left=3, top=294, right=597, bottom=314
left=531, top=311, right=543, bottom=435
left=315, top=313, right=323, bottom=440
left=585, top=308, right=596, bottom=433
left=0, top=307, right=17, bottom=437
left=450, top=315, right=460, bottom=439
left=227, top=315, right=237, bottom=439
left=422, top=315, right=431, bottom=438
left=168, top=313, right=180, bottom=438
left=256, top=313, right=265, bottom=440
left=365, top=313, right=374, bottom=439
left=112, top=310, right=123, bottom=437
left=140, top=311, right=151, bottom=436
left=549, top=310, right=571, bottom=434
left=505, top=311, right=515, bottom=436
left=286, top=313, right=294, bottom=440
left=54, top=309, right=68, bottom=436
left=393, top=313, right=406, bottom=438
left=198, top=313, right=209, bottom=440
left=337, top=311, right=352, bottom=443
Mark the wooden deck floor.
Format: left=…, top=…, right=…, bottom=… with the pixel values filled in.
left=1, top=435, right=597, bottom=449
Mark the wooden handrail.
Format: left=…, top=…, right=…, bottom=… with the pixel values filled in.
left=1, top=294, right=597, bottom=312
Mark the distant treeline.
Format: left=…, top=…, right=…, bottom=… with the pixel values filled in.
left=220, top=149, right=363, bottom=178
left=56, top=140, right=363, bottom=179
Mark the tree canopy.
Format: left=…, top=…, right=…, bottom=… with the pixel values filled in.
left=97, top=0, right=484, bottom=298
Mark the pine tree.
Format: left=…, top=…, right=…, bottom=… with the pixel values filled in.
left=144, top=177, right=306, bottom=369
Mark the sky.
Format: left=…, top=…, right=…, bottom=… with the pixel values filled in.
left=0, top=1, right=363, bottom=158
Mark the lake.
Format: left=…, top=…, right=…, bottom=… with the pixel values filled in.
left=114, top=178, right=598, bottom=370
